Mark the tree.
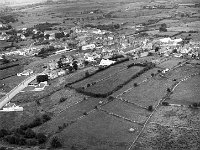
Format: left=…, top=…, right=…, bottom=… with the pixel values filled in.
left=162, top=102, right=169, bottom=106
left=26, top=139, right=38, bottom=146
left=36, top=75, right=48, bottom=83
left=72, top=63, right=78, bottom=70
left=134, top=83, right=138, bottom=87
left=159, top=23, right=167, bottom=32
left=167, top=88, right=171, bottom=93
left=85, top=71, right=90, bottom=77
left=42, top=114, right=51, bottom=122
left=147, top=105, right=153, bottom=111
left=25, top=128, right=36, bottom=138
left=0, top=129, right=9, bottom=138
left=50, top=136, right=62, bottom=148
left=36, top=133, right=47, bottom=144
left=59, top=97, right=66, bottom=103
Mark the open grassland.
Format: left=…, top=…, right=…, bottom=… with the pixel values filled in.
left=52, top=111, right=141, bottom=150
left=83, top=66, right=143, bottom=94
left=134, top=105, right=200, bottom=150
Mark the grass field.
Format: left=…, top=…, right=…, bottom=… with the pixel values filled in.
left=0, top=65, right=23, bottom=80
left=54, top=110, right=141, bottom=150
left=101, top=99, right=150, bottom=124
left=83, top=66, right=143, bottom=94
left=157, top=58, right=186, bottom=69
left=120, top=78, right=174, bottom=108
left=71, top=60, right=136, bottom=88
left=168, top=75, right=200, bottom=105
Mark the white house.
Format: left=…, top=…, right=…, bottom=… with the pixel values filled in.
left=82, top=44, right=96, bottom=50
left=99, top=59, right=115, bottom=66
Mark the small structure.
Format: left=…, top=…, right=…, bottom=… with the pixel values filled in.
left=0, top=102, right=23, bottom=112
left=82, top=44, right=96, bottom=50
left=17, top=69, right=33, bottom=76
left=99, top=59, right=115, bottom=66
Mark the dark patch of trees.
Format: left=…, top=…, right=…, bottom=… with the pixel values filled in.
left=50, top=136, right=62, bottom=148
left=84, top=23, right=120, bottom=31
left=36, top=75, right=49, bottom=83
left=34, top=22, right=59, bottom=32
left=0, top=15, right=18, bottom=24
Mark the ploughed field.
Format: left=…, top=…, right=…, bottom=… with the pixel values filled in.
left=82, top=66, right=143, bottom=95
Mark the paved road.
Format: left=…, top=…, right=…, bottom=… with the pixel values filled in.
left=0, top=72, right=45, bottom=110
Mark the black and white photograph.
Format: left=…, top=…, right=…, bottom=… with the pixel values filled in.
left=0, top=0, right=200, bottom=149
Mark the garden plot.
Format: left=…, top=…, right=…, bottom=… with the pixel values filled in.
left=157, top=58, right=185, bottom=69
left=101, top=99, right=150, bottom=124
left=56, top=111, right=142, bottom=150
left=84, top=66, right=143, bottom=95
left=167, top=75, right=200, bottom=105
left=120, top=78, right=173, bottom=108
left=71, top=60, right=135, bottom=88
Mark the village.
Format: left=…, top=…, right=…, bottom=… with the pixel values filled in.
left=0, top=0, right=200, bottom=149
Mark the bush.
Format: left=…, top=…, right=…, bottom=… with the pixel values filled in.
left=167, top=88, right=171, bottom=93
left=0, top=147, right=7, bottom=150
left=59, top=97, right=66, bottom=103
left=87, top=83, right=91, bottom=87
left=162, top=102, right=169, bottom=106
left=83, top=112, right=88, bottom=115
left=36, top=133, right=47, bottom=144
left=26, top=139, right=38, bottom=146
left=25, top=128, right=36, bottom=138
left=18, top=137, right=26, bottom=145
left=20, top=124, right=29, bottom=131
left=147, top=105, right=153, bottom=111
left=151, top=73, right=155, bottom=77
left=42, top=114, right=51, bottom=122
left=0, top=129, right=9, bottom=138
left=108, top=96, right=115, bottom=101
left=134, top=83, right=138, bottom=87
left=4, top=135, right=17, bottom=144
left=28, top=117, right=42, bottom=128
left=192, top=103, right=198, bottom=108
left=13, top=128, right=25, bottom=136
left=50, top=136, right=62, bottom=148
left=85, top=71, right=90, bottom=77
